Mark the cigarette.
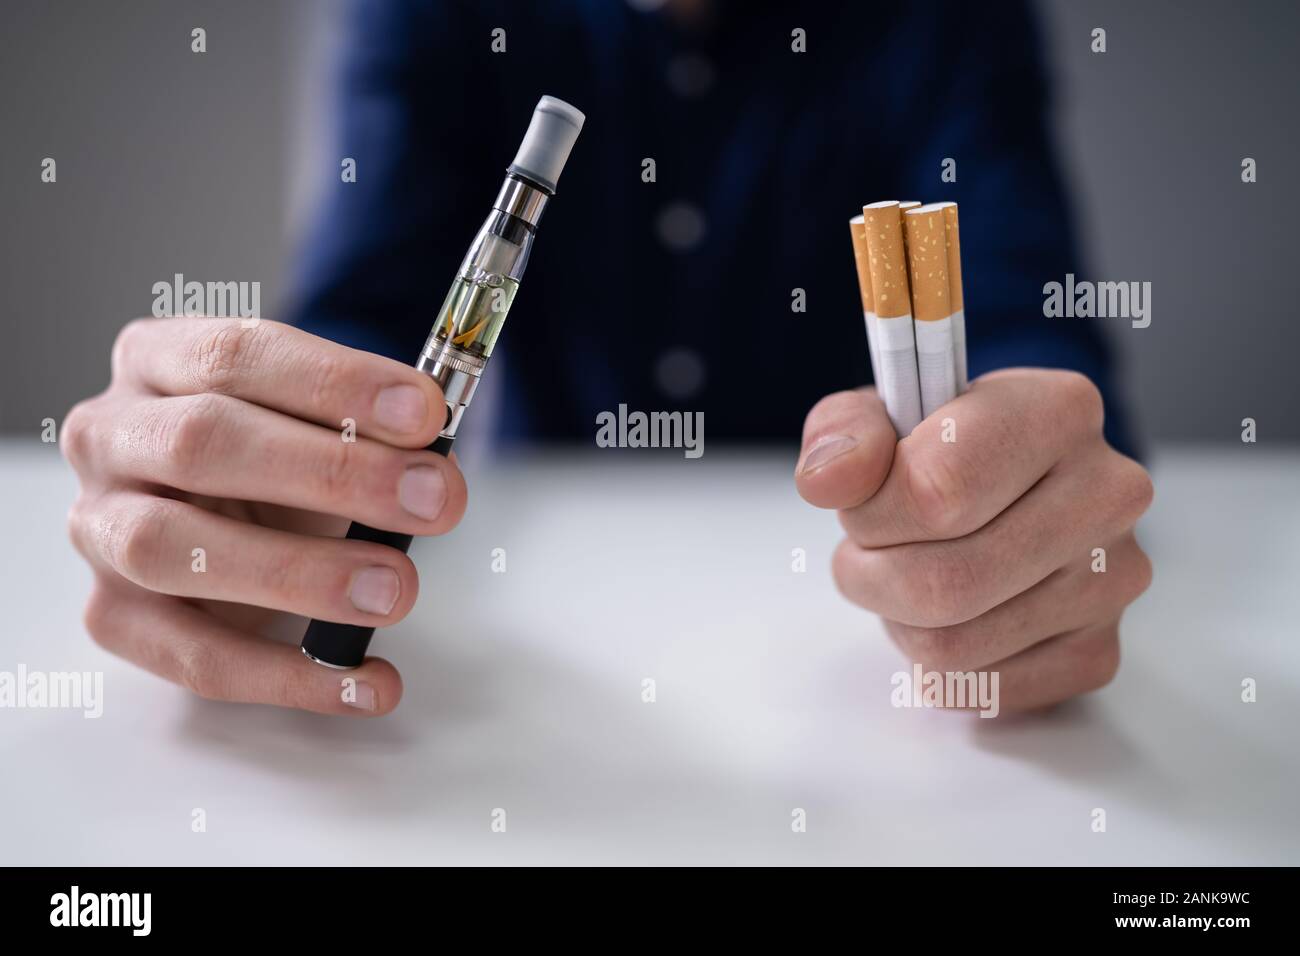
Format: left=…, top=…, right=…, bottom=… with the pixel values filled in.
left=905, top=204, right=958, bottom=418
left=935, top=201, right=968, bottom=392
left=863, top=200, right=923, bottom=437
left=848, top=214, right=881, bottom=386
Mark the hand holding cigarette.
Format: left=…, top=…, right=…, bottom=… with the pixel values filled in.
left=61, top=317, right=469, bottom=715
left=795, top=369, right=1154, bottom=711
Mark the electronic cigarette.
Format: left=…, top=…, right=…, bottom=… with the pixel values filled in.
left=301, top=95, right=585, bottom=669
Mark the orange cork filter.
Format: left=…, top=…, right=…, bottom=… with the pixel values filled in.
left=862, top=201, right=911, bottom=319
left=903, top=206, right=951, bottom=323
left=847, top=215, right=874, bottom=314
left=939, top=202, right=963, bottom=313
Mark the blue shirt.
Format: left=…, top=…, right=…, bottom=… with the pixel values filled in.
left=288, top=0, right=1137, bottom=458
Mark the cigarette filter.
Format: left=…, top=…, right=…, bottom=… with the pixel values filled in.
left=863, top=201, right=923, bottom=437
left=905, top=204, right=958, bottom=418
left=848, top=215, right=881, bottom=385
left=937, top=201, right=968, bottom=392
left=896, top=201, right=921, bottom=262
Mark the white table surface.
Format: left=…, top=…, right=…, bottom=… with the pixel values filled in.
left=1, top=440, right=1297, bottom=865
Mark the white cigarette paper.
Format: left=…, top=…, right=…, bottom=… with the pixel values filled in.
left=905, top=204, right=958, bottom=418
left=914, top=315, right=956, bottom=418
left=862, top=201, right=923, bottom=437
left=847, top=214, right=881, bottom=386
left=875, top=314, right=924, bottom=433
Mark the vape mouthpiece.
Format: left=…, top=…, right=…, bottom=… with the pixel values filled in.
left=508, top=95, right=585, bottom=193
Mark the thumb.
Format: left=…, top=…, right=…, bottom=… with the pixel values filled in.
left=795, top=387, right=897, bottom=510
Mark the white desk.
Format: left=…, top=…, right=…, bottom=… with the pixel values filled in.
left=1, top=442, right=1297, bottom=865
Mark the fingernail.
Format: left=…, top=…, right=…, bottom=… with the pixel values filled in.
left=799, top=435, right=857, bottom=474
left=398, top=465, right=447, bottom=520
left=374, top=384, right=429, bottom=433
left=349, top=566, right=400, bottom=616
left=343, top=680, right=377, bottom=712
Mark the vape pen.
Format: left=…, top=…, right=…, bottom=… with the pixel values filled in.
left=301, top=95, right=585, bottom=669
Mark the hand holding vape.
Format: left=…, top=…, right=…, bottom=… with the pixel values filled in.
left=301, top=95, right=585, bottom=669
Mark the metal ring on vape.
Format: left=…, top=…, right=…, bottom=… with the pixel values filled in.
left=300, top=646, right=357, bottom=670
left=493, top=176, right=549, bottom=226
left=419, top=340, right=487, bottom=376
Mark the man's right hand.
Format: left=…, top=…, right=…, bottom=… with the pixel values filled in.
left=62, top=316, right=468, bottom=716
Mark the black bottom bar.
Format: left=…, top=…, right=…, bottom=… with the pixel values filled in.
left=0, top=866, right=1278, bottom=939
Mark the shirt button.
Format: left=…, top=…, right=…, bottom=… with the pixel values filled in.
left=655, top=347, right=707, bottom=400
left=666, top=53, right=715, bottom=98
left=656, top=201, right=707, bottom=252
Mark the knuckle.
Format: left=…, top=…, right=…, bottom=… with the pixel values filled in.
left=60, top=399, right=99, bottom=470
left=82, top=585, right=117, bottom=647
left=1055, top=370, right=1104, bottom=433
left=830, top=538, right=871, bottom=608
left=314, top=436, right=365, bottom=504
left=903, top=450, right=968, bottom=538
left=258, top=546, right=301, bottom=601
left=836, top=506, right=867, bottom=544
left=111, top=317, right=153, bottom=379
left=1123, top=542, right=1154, bottom=602
left=174, top=638, right=222, bottom=700
left=900, top=545, right=983, bottom=628
left=1081, top=631, right=1121, bottom=691
left=108, top=499, right=174, bottom=584
left=1055, top=627, right=1121, bottom=694
left=889, top=620, right=969, bottom=672
left=273, top=668, right=308, bottom=709
left=1134, top=546, right=1154, bottom=596
left=305, top=351, right=353, bottom=414
left=66, top=496, right=93, bottom=555
left=160, top=394, right=230, bottom=477
left=192, top=321, right=265, bottom=393
left=1112, top=457, right=1155, bottom=522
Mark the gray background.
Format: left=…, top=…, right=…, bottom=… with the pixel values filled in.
left=2, top=0, right=1297, bottom=442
